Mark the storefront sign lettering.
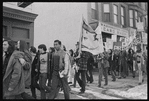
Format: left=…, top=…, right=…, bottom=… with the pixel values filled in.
left=100, top=22, right=128, bottom=37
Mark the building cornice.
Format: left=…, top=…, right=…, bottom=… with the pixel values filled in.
left=127, top=3, right=147, bottom=15
left=3, top=6, right=38, bottom=22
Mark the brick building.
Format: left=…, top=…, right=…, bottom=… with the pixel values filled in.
left=3, top=2, right=38, bottom=48
left=3, top=2, right=147, bottom=50
left=87, top=2, right=147, bottom=44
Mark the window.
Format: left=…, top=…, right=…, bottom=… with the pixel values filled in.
left=121, top=6, right=125, bottom=26
left=113, top=5, right=118, bottom=24
left=129, top=10, right=133, bottom=27
left=3, top=26, right=7, bottom=37
left=135, top=10, right=138, bottom=27
left=103, top=4, right=110, bottom=22
left=144, top=17, right=147, bottom=27
left=91, top=3, right=98, bottom=20
left=12, top=27, right=29, bottom=38
left=138, top=13, right=142, bottom=22
left=138, top=2, right=141, bottom=7
left=138, top=16, right=141, bottom=22
left=145, top=3, right=147, bottom=11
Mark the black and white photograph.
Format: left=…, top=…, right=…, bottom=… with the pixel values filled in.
left=3, top=2, right=148, bottom=99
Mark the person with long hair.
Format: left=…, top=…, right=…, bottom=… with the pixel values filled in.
left=135, top=45, right=145, bottom=85
left=73, top=42, right=80, bottom=87
left=68, top=49, right=75, bottom=84
left=3, top=37, right=12, bottom=78
left=127, top=48, right=135, bottom=77
left=47, top=47, right=55, bottom=87
left=16, top=40, right=34, bottom=99
left=118, top=49, right=127, bottom=79
left=37, top=44, right=51, bottom=99
left=29, top=46, right=41, bottom=99
left=17, top=40, right=32, bottom=88
left=142, top=46, right=147, bottom=76
left=3, top=39, right=25, bottom=99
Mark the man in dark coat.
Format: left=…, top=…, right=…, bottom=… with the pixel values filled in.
left=118, top=50, right=127, bottom=79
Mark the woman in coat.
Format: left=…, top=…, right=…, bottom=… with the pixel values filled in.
left=68, top=49, right=75, bottom=84
left=16, top=40, right=34, bottom=99
left=3, top=40, right=25, bottom=99
left=135, top=45, right=145, bottom=85
left=29, top=46, right=41, bottom=99
left=118, top=50, right=127, bottom=79
left=127, top=48, right=135, bottom=77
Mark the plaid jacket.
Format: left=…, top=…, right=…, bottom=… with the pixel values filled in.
left=76, top=51, right=90, bottom=70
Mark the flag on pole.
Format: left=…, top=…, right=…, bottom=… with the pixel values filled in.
left=79, top=17, right=104, bottom=55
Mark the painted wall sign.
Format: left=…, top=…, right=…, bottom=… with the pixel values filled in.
left=99, top=22, right=129, bottom=37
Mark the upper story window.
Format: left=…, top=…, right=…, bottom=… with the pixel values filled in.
left=113, top=4, right=118, bottom=24
left=145, top=3, right=147, bottom=11
left=129, top=10, right=134, bottom=27
left=121, top=6, right=125, bottom=26
left=138, top=2, right=142, bottom=7
left=91, top=3, right=98, bottom=20
left=144, top=17, right=147, bottom=27
left=103, top=4, right=110, bottom=22
left=138, top=13, right=143, bottom=22
left=3, top=26, right=7, bottom=37
left=135, top=10, right=138, bottom=27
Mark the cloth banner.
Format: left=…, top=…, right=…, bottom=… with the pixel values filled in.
left=113, top=42, right=122, bottom=50
left=80, top=17, right=104, bottom=55
left=105, top=38, right=114, bottom=51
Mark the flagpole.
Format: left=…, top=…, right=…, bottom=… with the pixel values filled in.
left=78, top=15, right=84, bottom=57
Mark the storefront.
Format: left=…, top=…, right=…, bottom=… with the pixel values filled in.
left=90, top=21, right=129, bottom=51
left=99, top=21, right=129, bottom=42
left=3, top=6, right=38, bottom=48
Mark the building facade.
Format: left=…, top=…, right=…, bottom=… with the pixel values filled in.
left=3, top=2, right=37, bottom=48
left=87, top=2, right=148, bottom=46
left=3, top=2, right=147, bottom=50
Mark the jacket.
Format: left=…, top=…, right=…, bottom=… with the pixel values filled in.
left=77, top=51, right=89, bottom=70
left=3, top=50, right=25, bottom=97
left=135, top=52, right=145, bottom=71
left=51, top=50, right=70, bottom=77
left=23, top=50, right=32, bottom=88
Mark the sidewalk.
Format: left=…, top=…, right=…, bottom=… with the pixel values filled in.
left=25, top=68, right=147, bottom=99
left=82, top=68, right=148, bottom=99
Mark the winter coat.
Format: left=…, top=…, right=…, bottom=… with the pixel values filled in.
left=3, top=50, right=25, bottom=97
left=118, top=51, right=127, bottom=66
left=77, top=51, right=90, bottom=71
left=127, top=51, right=134, bottom=65
left=31, top=52, right=39, bottom=78
left=87, top=55, right=94, bottom=70
left=134, top=52, right=145, bottom=71
left=103, top=52, right=110, bottom=68
left=110, top=54, right=119, bottom=71
left=22, top=50, right=32, bottom=88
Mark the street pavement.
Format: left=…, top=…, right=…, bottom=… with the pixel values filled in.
left=25, top=68, right=147, bottom=99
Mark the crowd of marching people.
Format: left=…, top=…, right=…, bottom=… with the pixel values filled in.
left=3, top=36, right=147, bottom=99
